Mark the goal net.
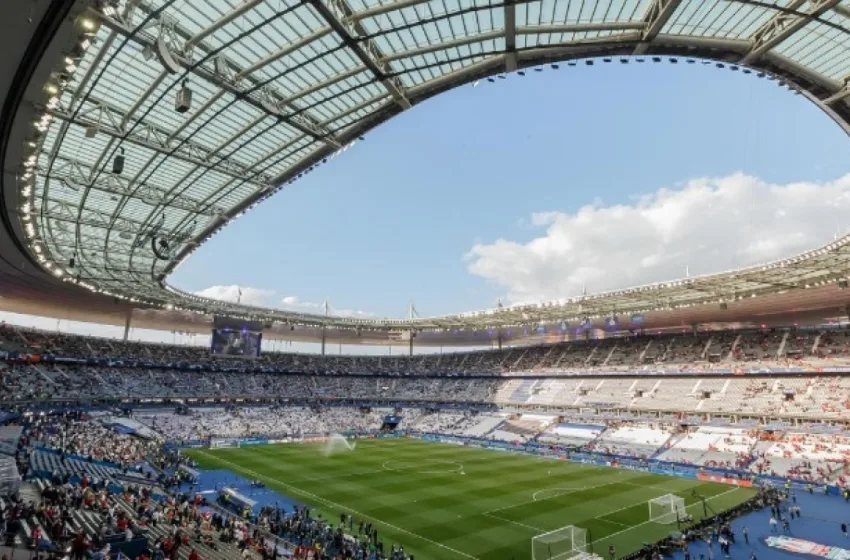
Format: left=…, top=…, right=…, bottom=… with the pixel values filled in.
left=210, top=438, right=240, bottom=449
left=648, top=493, right=686, bottom=524
left=532, top=525, right=593, bottom=560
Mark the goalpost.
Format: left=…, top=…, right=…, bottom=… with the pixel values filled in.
left=210, top=438, right=240, bottom=449
left=648, top=493, right=686, bottom=525
left=532, top=525, right=599, bottom=560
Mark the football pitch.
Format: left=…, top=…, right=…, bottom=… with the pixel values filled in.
left=188, top=438, right=755, bottom=560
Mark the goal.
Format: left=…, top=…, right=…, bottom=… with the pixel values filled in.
left=648, top=493, right=686, bottom=524
left=210, top=438, right=240, bottom=449
left=532, top=525, right=593, bottom=560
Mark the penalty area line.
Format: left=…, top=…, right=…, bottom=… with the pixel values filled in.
left=482, top=512, right=546, bottom=533
left=592, top=487, right=744, bottom=545
left=196, top=450, right=479, bottom=560
left=483, top=475, right=637, bottom=515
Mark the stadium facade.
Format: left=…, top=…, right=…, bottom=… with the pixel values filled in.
left=4, top=0, right=850, bottom=348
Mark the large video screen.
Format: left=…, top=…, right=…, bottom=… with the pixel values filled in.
left=210, top=329, right=262, bottom=358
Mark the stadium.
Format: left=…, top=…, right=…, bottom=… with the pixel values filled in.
left=3, top=0, right=850, bottom=559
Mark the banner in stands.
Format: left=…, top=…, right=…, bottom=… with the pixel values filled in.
left=240, top=438, right=269, bottom=446
left=697, top=472, right=754, bottom=487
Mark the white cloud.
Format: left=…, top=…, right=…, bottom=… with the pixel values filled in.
left=191, top=287, right=375, bottom=318
left=279, top=296, right=375, bottom=319
left=466, top=172, right=850, bottom=304
left=194, top=285, right=275, bottom=307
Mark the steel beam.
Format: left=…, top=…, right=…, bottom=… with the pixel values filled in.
left=235, top=28, right=333, bottom=80
left=383, top=30, right=503, bottom=62
left=184, top=0, right=263, bottom=51
left=310, top=0, right=411, bottom=109
left=94, top=5, right=342, bottom=147
left=40, top=154, right=210, bottom=215
left=634, top=0, right=683, bottom=55
left=346, top=0, right=431, bottom=23
left=47, top=99, right=272, bottom=186
left=386, top=23, right=650, bottom=62
left=741, top=0, right=840, bottom=65
left=505, top=0, right=517, bottom=72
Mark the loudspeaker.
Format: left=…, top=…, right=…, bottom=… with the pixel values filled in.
left=112, top=148, right=125, bottom=175
left=175, top=83, right=193, bottom=113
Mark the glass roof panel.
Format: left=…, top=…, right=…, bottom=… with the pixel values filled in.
left=22, top=0, right=850, bottom=327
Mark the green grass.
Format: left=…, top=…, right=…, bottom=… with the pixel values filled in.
left=187, top=438, right=755, bottom=560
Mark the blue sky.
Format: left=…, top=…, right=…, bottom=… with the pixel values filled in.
left=160, top=62, right=850, bottom=319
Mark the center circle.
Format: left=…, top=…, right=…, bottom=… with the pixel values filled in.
left=382, top=460, right=464, bottom=474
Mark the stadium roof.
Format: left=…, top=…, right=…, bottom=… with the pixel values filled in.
left=7, top=0, right=850, bottom=336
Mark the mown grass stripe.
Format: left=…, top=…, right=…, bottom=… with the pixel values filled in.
left=189, top=439, right=755, bottom=560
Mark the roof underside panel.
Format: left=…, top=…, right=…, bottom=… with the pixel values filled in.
left=18, top=0, right=850, bottom=329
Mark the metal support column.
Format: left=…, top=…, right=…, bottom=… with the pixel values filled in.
left=409, top=331, right=414, bottom=356
left=123, top=309, right=132, bottom=341
left=497, top=333, right=503, bottom=351
left=322, top=299, right=329, bottom=355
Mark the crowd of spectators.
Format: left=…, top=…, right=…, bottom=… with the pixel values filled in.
left=136, top=407, right=392, bottom=442
left=4, top=361, right=850, bottom=421
left=7, top=323, right=850, bottom=378
left=26, top=416, right=155, bottom=468
left=4, top=402, right=850, bottom=560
